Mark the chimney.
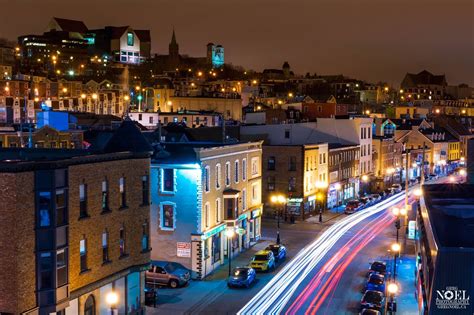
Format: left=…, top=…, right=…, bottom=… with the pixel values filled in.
left=467, top=138, right=474, bottom=184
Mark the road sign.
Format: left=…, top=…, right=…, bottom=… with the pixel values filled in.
left=177, top=242, right=191, bottom=257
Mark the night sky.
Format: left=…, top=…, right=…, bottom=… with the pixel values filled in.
left=1, top=0, right=472, bottom=86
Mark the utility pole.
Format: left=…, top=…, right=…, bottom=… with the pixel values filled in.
left=421, top=142, right=426, bottom=185
left=405, top=149, right=409, bottom=208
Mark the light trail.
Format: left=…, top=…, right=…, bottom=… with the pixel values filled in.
left=238, top=192, right=407, bottom=315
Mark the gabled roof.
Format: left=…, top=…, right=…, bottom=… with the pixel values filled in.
left=103, top=118, right=153, bottom=153
left=108, top=26, right=129, bottom=39
left=401, top=70, right=447, bottom=88
left=135, top=30, right=151, bottom=42
left=52, top=17, right=88, bottom=33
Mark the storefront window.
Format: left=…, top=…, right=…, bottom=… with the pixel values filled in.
left=212, top=234, right=221, bottom=263
left=127, top=272, right=140, bottom=313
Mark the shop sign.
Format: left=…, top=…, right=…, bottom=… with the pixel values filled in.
left=177, top=242, right=191, bottom=257
left=408, top=220, right=416, bottom=239
left=251, top=208, right=261, bottom=219
left=308, top=195, right=316, bottom=202
left=238, top=213, right=247, bottom=221
left=236, top=228, right=246, bottom=235
left=202, top=224, right=226, bottom=240
left=288, top=198, right=303, bottom=203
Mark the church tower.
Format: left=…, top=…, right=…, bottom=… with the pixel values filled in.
left=168, top=28, right=179, bottom=67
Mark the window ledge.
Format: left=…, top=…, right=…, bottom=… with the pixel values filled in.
left=78, top=214, right=91, bottom=221
left=102, top=260, right=112, bottom=266
left=100, top=209, right=112, bottom=215
left=118, top=205, right=129, bottom=211
left=119, top=254, right=129, bottom=260
left=80, top=268, right=91, bottom=275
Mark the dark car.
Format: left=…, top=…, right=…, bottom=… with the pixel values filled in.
left=265, top=244, right=287, bottom=262
left=227, top=267, right=256, bottom=288
left=383, top=188, right=393, bottom=196
left=345, top=200, right=361, bottom=214
left=366, top=273, right=385, bottom=293
left=360, top=290, right=384, bottom=311
left=146, top=260, right=191, bottom=288
left=359, top=197, right=370, bottom=207
left=360, top=309, right=381, bottom=315
left=369, top=261, right=387, bottom=275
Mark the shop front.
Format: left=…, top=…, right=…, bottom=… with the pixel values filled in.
left=201, top=224, right=226, bottom=278
left=287, top=197, right=303, bottom=219
left=249, top=208, right=262, bottom=245
left=65, top=269, right=146, bottom=315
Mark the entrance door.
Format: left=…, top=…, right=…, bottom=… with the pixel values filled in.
left=84, top=295, right=95, bottom=315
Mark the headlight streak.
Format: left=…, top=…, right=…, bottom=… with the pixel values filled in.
left=238, top=192, right=406, bottom=315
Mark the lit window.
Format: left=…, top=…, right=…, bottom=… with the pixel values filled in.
left=80, top=238, right=87, bottom=271
left=225, top=162, right=231, bottom=186
left=160, top=202, right=176, bottom=230
left=251, top=157, right=259, bottom=176
left=127, top=32, right=134, bottom=46
left=119, top=177, right=126, bottom=208
left=101, top=180, right=109, bottom=212
left=102, top=231, right=109, bottom=262
left=79, top=184, right=88, bottom=218
left=161, top=168, right=175, bottom=193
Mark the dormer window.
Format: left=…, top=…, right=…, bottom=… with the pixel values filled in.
left=127, top=32, right=134, bottom=46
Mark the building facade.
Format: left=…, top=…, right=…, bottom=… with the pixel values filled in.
left=0, top=148, right=151, bottom=315
left=150, top=142, right=263, bottom=279
left=328, top=143, right=360, bottom=207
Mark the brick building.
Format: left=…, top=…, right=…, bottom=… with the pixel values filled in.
left=0, top=120, right=152, bottom=315
left=262, top=143, right=329, bottom=220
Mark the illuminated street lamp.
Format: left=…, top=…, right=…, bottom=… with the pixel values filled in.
left=270, top=194, right=286, bottom=243
left=288, top=92, right=293, bottom=98
left=81, top=94, right=86, bottom=99
left=105, top=291, right=118, bottom=315
left=124, top=95, right=130, bottom=101
left=459, top=169, right=466, bottom=176
left=387, top=282, right=399, bottom=295
left=316, top=192, right=324, bottom=223
left=92, top=93, right=98, bottom=100
left=225, top=228, right=235, bottom=276
left=365, top=110, right=370, bottom=115
left=414, top=188, right=422, bottom=198
left=449, top=175, right=455, bottom=183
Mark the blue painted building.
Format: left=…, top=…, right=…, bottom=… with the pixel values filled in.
left=150, top=141, right=263, bottom=279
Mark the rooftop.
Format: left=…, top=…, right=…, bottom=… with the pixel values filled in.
left=422, top=184, right=474, bottom=248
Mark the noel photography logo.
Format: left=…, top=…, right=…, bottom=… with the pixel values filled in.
left=436, top=286, right=470, bottom=310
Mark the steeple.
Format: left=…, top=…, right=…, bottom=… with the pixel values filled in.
left=169, top=27, right=179, bottom=58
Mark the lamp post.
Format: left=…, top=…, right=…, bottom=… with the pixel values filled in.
left=391, top=207, right=400, bottom=243
left=361, top=174, right=369, bottom=196
left=225, top=228, right=235, bottom=276
left=317, top=193, right=324, bottom=223
left=105, top=291, right=118, bottom=315
left=270, top=194, right=286, bottom=244
left=386, top=282, right=399, bottom=315
left=391, top=243, right=401, bottom=281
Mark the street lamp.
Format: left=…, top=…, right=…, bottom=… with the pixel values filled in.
left=459, top=169, right=466, bottom=176
left=414, top=188, right=422, bottom=198
left=316, top=193, right=324, bottom=223
left=392, top=207, right=401, bottom=243
left=391, top=243, right=401, bottom=280
left=270, top=194, right=286, bottom=244
left=225, top=228, right=235, bottom=276
left=105, top=291, right=118, bottom=315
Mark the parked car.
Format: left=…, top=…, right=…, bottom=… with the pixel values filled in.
left=227, top=267, right=256, bottom=288
left=383, top=188, right=394, bottom=196
left=359, top=197, right=371, bottom=207
left=369, top=194, right=381, bottom=203
left=345, top=200, right=362, bottom=214
left=368, top=261, right=387, bottom=276
left=365, top=273, right=385, bottom=293
left=250, top=250, right=276, bottom=272
left=391, top=184, right=402, bottom=193
left=360, top=308, right=381, bottom=315
left=265, top=244, right=287, bottom=262
left=146, top=260, right=191, bottom=288
left=360, top=290, right=384, bottom=311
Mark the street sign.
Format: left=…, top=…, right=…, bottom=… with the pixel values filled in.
left=236, top=228, right=246, bottom=235
left=177, top=242, right=191, bottom=257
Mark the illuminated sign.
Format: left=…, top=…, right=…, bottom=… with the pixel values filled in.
left=251, top=209, right=261, bottom=219
left=238, top=213, right=247, bottom=221
left=202, top=224, right=225, bottom=240
left=408, top=220, right=416, bottom=239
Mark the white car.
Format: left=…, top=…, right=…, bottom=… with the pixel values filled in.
left=391, top=184, right=402, bottom=193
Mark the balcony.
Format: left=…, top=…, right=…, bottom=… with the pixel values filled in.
left=223, top=189, right=240, bottom=221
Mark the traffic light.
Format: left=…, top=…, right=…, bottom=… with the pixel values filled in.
left=395, top=219, right=401, bottom=229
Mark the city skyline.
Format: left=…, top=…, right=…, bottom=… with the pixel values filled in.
left=2, top=0, right=473, bottom=86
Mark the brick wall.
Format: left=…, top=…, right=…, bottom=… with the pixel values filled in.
left=68, top=157, right=151, bottom=293
left=0, top=172, right=37, bottom=314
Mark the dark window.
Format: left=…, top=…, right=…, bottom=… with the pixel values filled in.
left=79, top=184, right=88, bottom=218
left=289, top=177, right=296, bottom=192
left=234, top=161, right=239, bottom=183
left=119, top=228, right=126, bottom=256
left=39, top=191, right=52, bottom=227
left=267, top=156, right=276, bottom=170
left=284, top=130, right=290, bottom=139
left=55, top=189, right=67, bottom=226
left=142, top=175, right=149, bottom=205
left=39, top=252, right=53, bottom=289
left=162, top=169, right=174, bottom=192
left=212, top=234, right=221, bottom=263
left=119, top=177, right=126, bottom=207
left=101, top=180, right=109, bottom=212
left=289, top=156, right=297, bottom=171
left=80, top=239, right=87, bottom=271
left=56, top=249, right=67, bottom=286
left=102, top=231, right=109, bottom=263
left=267, top=176, right=275, bottom=191
left=141, top=222, right=149, bottom=251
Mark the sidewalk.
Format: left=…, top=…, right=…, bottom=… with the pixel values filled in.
left=393, top=241, right=419, bottom=314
